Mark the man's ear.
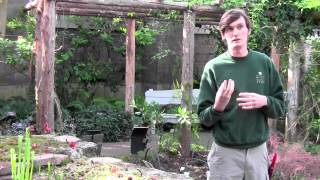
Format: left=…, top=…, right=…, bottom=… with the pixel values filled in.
left=220, top=31, right=225, bottom=41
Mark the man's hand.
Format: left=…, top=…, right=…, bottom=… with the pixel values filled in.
left=236, top=92, right=267, bottom=110
left=213, top=79, right=235, bottom=112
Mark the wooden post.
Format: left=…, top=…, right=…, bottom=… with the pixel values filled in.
left=125, top=18, right=136, bottom=113
left=303, top=43, right=312, bottom=73
left=180, top=10, right=195, bottom=158
left=35, top=0, right=55, bottom=133
left=286, top=39, right=302, bottom=142
left=0, top=0, right=8, bottom=37
left=270, top=47, right=280, bottom=71
left=268, top=47, right=280, bottom=132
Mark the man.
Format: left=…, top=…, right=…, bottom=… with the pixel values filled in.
left=197, top=9, right=285, bottom=180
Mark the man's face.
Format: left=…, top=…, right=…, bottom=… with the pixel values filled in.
left=221, top=16, right=250, bottom=50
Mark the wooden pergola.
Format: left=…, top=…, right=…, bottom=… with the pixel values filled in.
left=26, top=0, right=224, bottom=155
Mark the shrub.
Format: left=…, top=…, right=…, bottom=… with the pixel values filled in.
left=74, top=105, right=133, bottom=142
left=0, top=97, right=34, bottom=119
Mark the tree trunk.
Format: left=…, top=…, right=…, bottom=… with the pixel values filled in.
left=125, top=18, right=135, bottom=113
left=268, top=47, right=280, bottom=132
left=35, top=0, right=55, bottom=134
left=0, top=0, right=7, bottom=37
left=285, top=39, right=302, bottom=142
left=180, top=11, right=195, bottom=158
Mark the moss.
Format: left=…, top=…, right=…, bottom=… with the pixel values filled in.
left=0, top=135, right=68, bottom=162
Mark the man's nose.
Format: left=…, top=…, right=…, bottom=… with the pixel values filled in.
left=233, top=28, right=240, bottom=35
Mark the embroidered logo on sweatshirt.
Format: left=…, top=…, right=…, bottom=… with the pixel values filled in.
left=256, top=72, right=264, bottom=84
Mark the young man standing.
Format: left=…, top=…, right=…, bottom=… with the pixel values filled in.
left=197, top=9, right=285, bottom=180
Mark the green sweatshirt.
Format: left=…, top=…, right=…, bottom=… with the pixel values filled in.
left=197, top=50, right=285, bottom=149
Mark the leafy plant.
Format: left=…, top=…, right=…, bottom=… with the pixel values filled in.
left=135, top=27, right=158, bottom=46
left=159, top=130, right=180, bottom=155
left=177, top=106, right=198, bottom=126
left=133, top=98, right=163, bottom=127
left=74, top=105, right=133, bottom=142
left=10, top=128, right=35, bottom=180
left=305, top=143, right=320, bottom=154
left=0, top=97, right=34, bottom=119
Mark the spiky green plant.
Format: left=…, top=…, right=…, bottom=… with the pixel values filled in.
left=10, top=128, right=35, bottom=180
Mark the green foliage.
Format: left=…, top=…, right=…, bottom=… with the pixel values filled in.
left=10, top=128, right=35, bottom=180
left=1, top=12, right=164, bottom=105
left=159, top=131, right=180, bottom=155
left=100, top=32, right=114, bottom=45
left=0, top=11, right=35, bottom=65
left=299, top=39, right=320, bottom=143
left=0, top=35, right=34, bottom=65
left=151, top=49, right=172, bottom=62
left=7, top=12, right=35, bottom=34
left=159, top=129, right=206, bottom=154
left=65, top=100, right=86, bottom=112
left=177, top=106, right=199, bottom=126
left=71, top=36, right=90, bottom=47
left=221, top=0, right=245, bottom=8
left=73, top=62, right=100, bottom=82
left=305, top=143, right=320, bottom=154
left=55, top=49, right=74, bottom=64
left=73, top=105, right=133, bottom=142
left=162, top=10, right=180, bottom=20
left=135, top=27, right=159, bottom=46
left=191, top=143, right=207, bottom=152
left=0, top=97, right=34, bottom=119
left=133, top=97, right=163, bottom=127
left=295, top=0, right=320, bottom=10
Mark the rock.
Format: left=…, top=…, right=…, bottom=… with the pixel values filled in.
left=93, top=134, right=104, bottom=143
left=0, top=154, right=68, bottom=177
left=69, top=149, right=82, bottom=161
left=80, top=135, right=93, bottom=142
left=90, top=157, right=123, bottom=164
left=77, top=141, right=99, bottom=157
left=0, top=175, right=12, bottom=180
left=53, top=135, right=81, bottom=143
left=34, top=154, right=68, bottom=167
left=0, top=162, right=11, bottom=176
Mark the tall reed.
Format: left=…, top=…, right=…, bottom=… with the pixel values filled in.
left=10, top=128, right=35, bottom=180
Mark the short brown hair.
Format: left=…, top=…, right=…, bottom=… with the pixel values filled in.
left=219, top=9, right=251, bottom=34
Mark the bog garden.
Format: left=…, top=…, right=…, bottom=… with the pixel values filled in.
left=0, top=0, right=320, bottom=179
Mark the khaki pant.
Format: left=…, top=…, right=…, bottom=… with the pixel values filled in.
left=207, top=141, right=269, bottom=180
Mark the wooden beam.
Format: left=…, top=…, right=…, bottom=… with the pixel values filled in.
left=57, top=0, right=186, bottom=11
left=56, top=0, right=223, bottom=19
left=125, top=18, right=135, bottom=113
left=180, top=10, right=195, bottom=158
left=0, top=0, right=7, bottom=37
left=35, top=0, right=55, bottom=134
left=56, top=7, right=154, bottom=18
left=57, top=2, right=157, bottom=14
left=56, top=6, right=220, bottom=25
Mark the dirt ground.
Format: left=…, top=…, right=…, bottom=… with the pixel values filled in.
left=151, top=152, right=208, bottom=180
